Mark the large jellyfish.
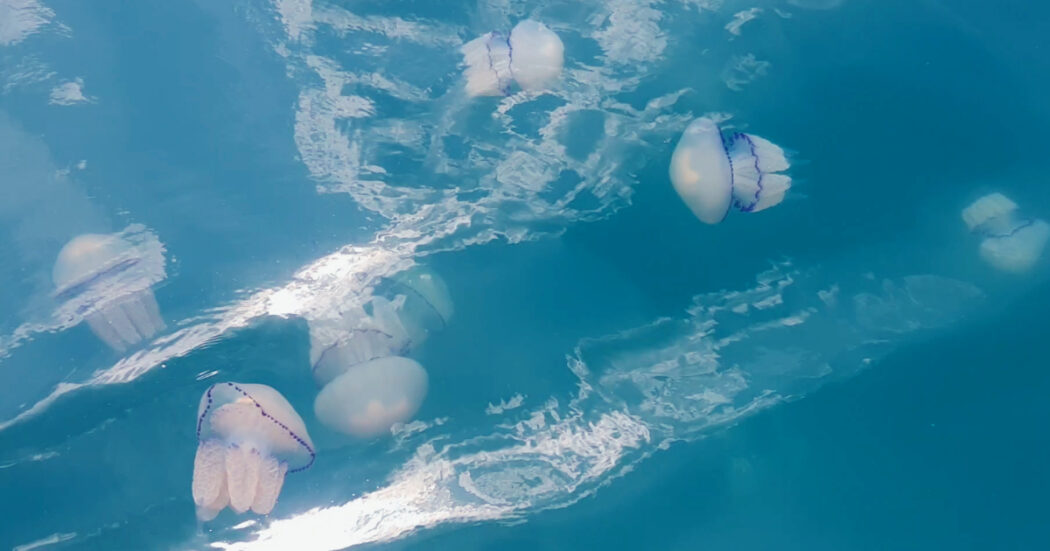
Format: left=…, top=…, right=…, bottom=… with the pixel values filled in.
left=461, top=19, right=565, bottom=97
left=962, top=192, right=1050, bottom=273
left=383, top=266, right=454, bottom=350
left=669, top=117, right=793, bottom=224
left=52, top=231, right=166, bottom=351
left=313, top=356, right=429, bottom=438
left=192, top=383, right=315, bottom=520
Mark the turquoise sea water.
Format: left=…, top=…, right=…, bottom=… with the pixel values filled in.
left=2, top=0, right=1049, bottom=549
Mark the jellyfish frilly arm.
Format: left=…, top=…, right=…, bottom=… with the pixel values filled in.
left=192, top=383, right=315, bottom=520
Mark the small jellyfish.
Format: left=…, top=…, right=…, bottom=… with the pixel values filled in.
left=310, top=296, right=409, bottom=387
left=669, top=117, right=793, bottom=225
left=192, top=383, right=315, bottom=521
left=313, top=356, right=429, bottom=438
left=962, top=192, right=1050, bottom=273
left=461, top=19, right=565, bottom=97
left=52, top=232, right=166, bottom=351
left=384, top=266, right=454, bottom=350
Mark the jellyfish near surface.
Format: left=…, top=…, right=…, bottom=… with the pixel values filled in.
left=461, top=19, right=565, bottom=97
left=192, top=383, right=315, bottom=520
left=384, top=266, right=454, bottom=350
left=669, top=117, right=793, bottom=225
left=962, top=192, right=1050, bottom=273
left=313, top=356, right=429, bottom=438
left=52, top=231, right=166, bottom=351
left=309, top=296, right=410, bottom=387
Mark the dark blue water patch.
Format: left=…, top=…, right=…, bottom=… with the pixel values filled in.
left=417, top=237, right=658, bottom=427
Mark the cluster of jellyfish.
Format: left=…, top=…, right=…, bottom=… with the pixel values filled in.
left=51, top=17, right=1047, bottom=526
left=190, top=266, right=453, bottom=520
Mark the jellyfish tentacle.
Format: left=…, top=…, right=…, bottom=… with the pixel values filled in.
left=99, top=300, right=142, bottom=348
left=729, top=133, right=792, bottom=213
left=225, top=444, right=262, bottom=513
left=85, top=312, right=128, bottom=352
left=197, top=485, right=230, bottom=521
left=251, top=457, right=288, bottom=515
left=120, top=292, right=160, bottom=342
left=192, top=439, right=227, bottom=507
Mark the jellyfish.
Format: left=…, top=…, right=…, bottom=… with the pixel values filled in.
left=962, top=192, right=1050, bottom=273
left=192, top=383, right=315, bottom=520
left=309, top=296, right=410, bottom=387
left=383, top=266, right=454, bottom=350
left=313, top=356, right=429, bottom=438
left=669, top=117, right=793, bottom=225
left=461, top=19, right=565, bottom=97
left=52, top=231, right=166, bottom=351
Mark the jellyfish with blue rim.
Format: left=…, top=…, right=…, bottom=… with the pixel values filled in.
left=52, top=231, right=166, bottom=351
left=192, top=383, right=315, bottom=520
left=669, top=117, right=793, bottom=225
left=962, top=192, right=1049, bottom=273
left=461, top=19, right=565, bottom=98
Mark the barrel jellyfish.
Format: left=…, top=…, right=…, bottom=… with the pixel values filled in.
left=309, top=296, right=409, bottom=388
left=52, top=232, right=165, bottom=351
left=313, top=356, right=429, bottom=438
left=962, top=192, right=1050, bottom=273
left=192, top=383, right=315, bottom=520
left=384, top=266, right=454, bottom=350
left=461, top=19, right=565, bottom=97
left=669, top=117, right=793, bottom=224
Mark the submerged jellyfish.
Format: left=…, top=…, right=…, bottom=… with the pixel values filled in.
left=313, top=356, right=429, bottom=438
left=192, top=383, right=315, bottom=520
left=962, top=192, right=1050, bottom=273
left=669, top=117, right=793, bottom=225
left=309, top=296, right=410, bottom=387
left=52, top=232, right=166, bottom=351
left=461, top=19, right=565, bottom=97
left=384, top=266, right=454, bottom=350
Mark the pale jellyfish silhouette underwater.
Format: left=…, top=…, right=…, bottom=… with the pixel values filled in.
left=962, top=192, right=1049, bottom=273
left=669, top=117, right=793, bottom=225
left=461, top=19, right=565, bottom=97
left=308, top=267, right=454, bottom=438
left=52, top=231, right=166, bottom=352
left=192, top=383, right=315, bottom=520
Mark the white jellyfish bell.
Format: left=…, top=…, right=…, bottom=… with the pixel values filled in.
left=461, top=19, right=565, bottom=97
left=669, top=117, right=793, bottom=225
left=313, top=356, right=429, bottom=438
left=52, top=230, right=166, bottom=352
left=192, top=383, right=315, bottom=521
left=961, top=192, right=1050, bottom=273
left=309, top=296, right=410, bottom=388
left=385, top=266, right=454, bottom=350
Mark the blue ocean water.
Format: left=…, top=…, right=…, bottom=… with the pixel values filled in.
left=1, top=0, right=1049, bottom=549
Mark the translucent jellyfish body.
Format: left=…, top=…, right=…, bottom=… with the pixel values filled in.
left=313, top=356, right=429, bottom=438
left=669, top=117, right=793, bottom=224
left=961, top=192, right=1050, bottom=273
left=192, top=383, right=315, bottom=520
left=461, top=19, right=565, bottom=97
left=309, top=296, right=410, bottom=387
left=52, top=231, right=166, bottom=351
left=385, top=266, right=455, bottom=350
